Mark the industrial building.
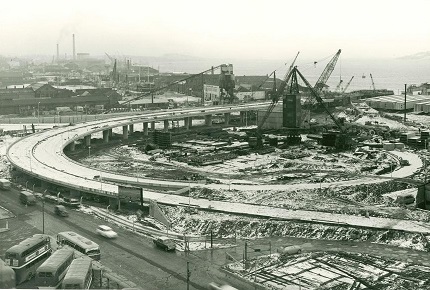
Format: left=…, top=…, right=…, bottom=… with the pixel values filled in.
left=366, top=94, right=430, bottom=111
left=0, top=84, right=122, bottom=114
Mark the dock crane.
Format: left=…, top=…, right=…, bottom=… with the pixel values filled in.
left=335, top=79, right=343, bottom=92
left=314, top=49, right=342, bottom=92
left=254, top=52, right=300, bottom=148
left=370, top=73, right=376, bottom=91
left=302, top=49, right=343, bottom=127
left=341, top=76, right=354, bottom=93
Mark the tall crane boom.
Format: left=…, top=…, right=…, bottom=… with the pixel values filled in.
left=314, top=49, right=342, bottom=91
left=253, top=52, right=300, bottom=148
left=256, top=52, right=299, bottom=130
left=295, top=67, right=345, bottom=133
left=341, top=76, right=354, bottom=93
left=370, top=73, right=376, bottom=91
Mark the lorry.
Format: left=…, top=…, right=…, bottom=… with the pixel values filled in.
left=19, top=192, right=36, bottom=205
left=0, top=178, right=11, bottom=190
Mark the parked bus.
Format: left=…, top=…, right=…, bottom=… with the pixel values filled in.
left=56, top=232, right=100, bottom=260
left=4, top=234, right=52, bottom=284
left=62, top=256, right=93, bottom=289
left=0, top=258, right=16, bottom=288
left=35, top=247, right=74, bottom=288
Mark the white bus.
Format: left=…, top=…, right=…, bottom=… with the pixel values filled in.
left=56, top=232, right=100, bottom=260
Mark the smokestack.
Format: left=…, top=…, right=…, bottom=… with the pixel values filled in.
left=57, top=44, right=59, bottom=62
left=73, top=34, right=76, bottom=61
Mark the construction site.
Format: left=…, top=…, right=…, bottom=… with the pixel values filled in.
left=55, top=50, right=430, bottom=289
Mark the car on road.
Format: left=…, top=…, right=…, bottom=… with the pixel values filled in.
left=54, top=205, right=69, bottom=217
left=277, top=244, right=302, bottom=255
left=96, top=225, right=118, bottom=238
left=153, top=236, right=176, bottom=251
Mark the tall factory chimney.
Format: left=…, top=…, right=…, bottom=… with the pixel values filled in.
left=73, top=34, right=76, bottom=61
left=56, top=44, right=59, bottom=63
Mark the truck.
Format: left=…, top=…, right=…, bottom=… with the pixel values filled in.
left=0, top=178, right=11, bottom=190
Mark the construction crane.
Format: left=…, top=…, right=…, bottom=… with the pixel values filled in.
left=253, top=52, right=300, bottom=148
left=121, top=64, right=225, bottom=106
left=370, top=73, right=376, bottom=91
left=314, top=49, right=342, bottom=92
left=302, top=49, right=343, bottom=127
left=335, top=79, right=343, bottom=92
left=341, top=76, right=354, bottom=93
left=294, top=67, right=351, bottom=149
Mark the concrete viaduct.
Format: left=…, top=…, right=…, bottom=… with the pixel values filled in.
left=6, top=102, right=270, bottom=207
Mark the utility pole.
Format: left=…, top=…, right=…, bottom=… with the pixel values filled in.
left=404, top=84, right=407, bottom=123
left=186, top=261, right=191, bottom=290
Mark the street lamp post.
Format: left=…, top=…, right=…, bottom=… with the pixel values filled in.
left=25, top=180, right=29, bottom=189
left=88, top=146, right=91, bottom=157
left=42, top=189, right=47, bottom=234
left=38, top=102, right=40, bottom=123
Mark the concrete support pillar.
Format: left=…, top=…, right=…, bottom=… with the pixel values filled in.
left=224, top=112, right=231, bottom=125
left=188, top=117, right=192, bottom=128
left=184, top=117, right=189, bottom=130
left=84, top=135, right=91, bottom=147
left=164, top=120, right=169, bottom=130
left=109, top=197, right=118, bottom=210
left=108, top=128, right=113, bottom=137
left=103, top=130, right=109, bottom=143
left=129, top=124, right=134, bottom=134
left=122, top=125, right=128, bottom=140
left=151, top=121, right=155, bottom=130
left=240, top=111, right=246, bottom=124
left=41, top=180, right=48, bottom=190
left=205, top=114, right=212, bottom=126
left=68, top=141, right=75, bottom=152
left=143, top=122, right=149, bottom=136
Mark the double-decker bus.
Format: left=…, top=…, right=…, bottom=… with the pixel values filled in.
left=56, top=232, right=100, bottom=260
left=35, top=247, right=74, bottom=288
left=62, top=257, right=93, bottom=289
left=0, top=258, right=16, bottom=288
left=4, top=234, right=52, bottom=284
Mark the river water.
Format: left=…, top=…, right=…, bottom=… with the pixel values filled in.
left=149, top=56, right=430, bottom=94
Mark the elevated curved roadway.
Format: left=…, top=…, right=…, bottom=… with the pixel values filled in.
left=6, top=102, right=270, bottom=197
left=7, top=102, right=430, bottom=234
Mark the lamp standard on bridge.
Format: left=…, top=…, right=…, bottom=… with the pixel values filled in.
left=42, top=189, right=47, bottom=234
left=37, top=102, right=40, bottom=123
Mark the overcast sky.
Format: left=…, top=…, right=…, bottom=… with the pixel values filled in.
left=0, top=0, right=429, bottom=60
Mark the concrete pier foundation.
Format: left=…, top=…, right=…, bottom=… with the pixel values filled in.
left=205, top=115, right=212, bottom=126
left=164, top=120, right=169, bottom=130
left=143, top=122, right=148, bottom=136
left=240, top=111, right=246, bottom=124
left=184, top=117, right=189, bottom=130
left=84, top=135, right=91, bottom=147
left=151, top=121, right=155, bottom=130
left=103, top=130, right=109, bottom=143
left=224, top=113, right=231, bottom=125
left=68, top=141, right=75, bottom=151
left=122, top=125, right=128, bottom=140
